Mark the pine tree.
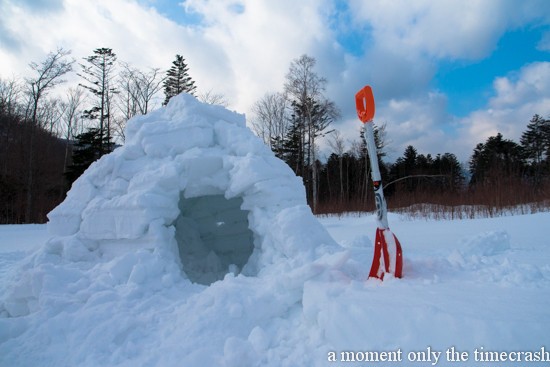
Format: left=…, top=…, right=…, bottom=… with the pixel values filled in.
left=521, top=115, right=548, bottom=166
left=520, top=114, right=550, bottom=185
left=281, top=108, right=306, bottom=177
left=390, top=145, right=419, bottom=192
left=65, top=127, right=114, bottom=185
left=163, top=55, right=197, bottom=105
left=78, top=48, right=118, bottom=156
left=469, top=133, right=524, bottom=186
left=433, top=153, right=465, bottom=192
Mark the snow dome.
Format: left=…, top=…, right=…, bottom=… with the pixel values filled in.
left=37, top=94, right=339, bottom=288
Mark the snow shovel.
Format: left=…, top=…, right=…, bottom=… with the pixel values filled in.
left=355, top=85, right=403, bottom=279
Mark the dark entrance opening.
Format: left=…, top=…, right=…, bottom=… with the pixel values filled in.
left=174, top=194, right=254, bottom=285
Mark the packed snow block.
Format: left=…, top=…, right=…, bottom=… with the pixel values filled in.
left=180, top=156, right=229, bottom=197
left=47, top=178, right=98, bottom=236
left=139, top=124, right=214, bottom=158
left=38, top=92, right=339, bottom=292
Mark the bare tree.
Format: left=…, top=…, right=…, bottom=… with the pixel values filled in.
left=0, top=77, right=22, bottom=117
left=116, top=63, right=164, bottom=141
left=24, top=48, right=74, bottom=222
left=250, top=91, right=289, bottom=156
left=284, top=54, right=338, bottom=212
left=327, top=129, right=346, bottom=202
left=0, top=77, right=23, bottom=181
left=61, top=87, right=85, bottom=172
left=118, top=64, right=139, bottom=122
left=118, top=62, right=164, bottom=119
left=135, top=67, right=164, bottom=114
left=197, top=89, right=229, bottom=107
left=26, top=48, right=74, bottom=127
left=111, top=115, right=127, bottom=142
left=37, top=98, right=65, bottom=136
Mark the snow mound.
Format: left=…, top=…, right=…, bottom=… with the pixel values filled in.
left=1, top=93, right=340, bottom=318
left=460, top=230, right=511, bottom=257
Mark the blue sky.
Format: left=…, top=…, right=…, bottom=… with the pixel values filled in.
left=1, top=0, right=549, bottom=162
left=435, top=27, right=550, bottom=116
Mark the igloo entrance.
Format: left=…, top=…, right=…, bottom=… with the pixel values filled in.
left=174, top=193, right=255, bottom=285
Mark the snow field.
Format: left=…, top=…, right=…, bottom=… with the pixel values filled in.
left=1, top=211, right=549, bottom=366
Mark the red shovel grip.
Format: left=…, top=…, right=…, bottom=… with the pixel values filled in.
left=355, top=85, right=375, bottom=123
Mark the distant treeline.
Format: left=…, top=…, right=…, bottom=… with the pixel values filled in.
left=1, top=50, right=549, bottom=223
left=313, top=118, right=550, bottom=216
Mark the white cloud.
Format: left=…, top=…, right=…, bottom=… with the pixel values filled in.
left=1, top=0, right=549, bottom=167
left=455, top=62, right=550, bottom=160
left=0, top=1, right=188, bottom=74
left=376, top=92, right=451, bottom=160
left=491, top=62, right=550, bottom=108
left=348, top=0, right=550, bottom=60
left=0, top=0, right=242, bottom=110
left=179, top=0, right=337, bottom=112
left=0, top=0, right=345, bottom=113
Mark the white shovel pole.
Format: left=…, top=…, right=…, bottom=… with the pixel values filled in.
left=363, top=122, right=389, bottom=230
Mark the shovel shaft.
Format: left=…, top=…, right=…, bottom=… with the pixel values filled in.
left=364, top=120, right=389, bottom=229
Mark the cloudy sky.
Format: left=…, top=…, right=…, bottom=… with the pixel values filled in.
left=1, top=0, right=549, bottom=162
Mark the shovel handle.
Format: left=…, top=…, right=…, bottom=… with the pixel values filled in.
left=355, top=85, right=375, bottom=123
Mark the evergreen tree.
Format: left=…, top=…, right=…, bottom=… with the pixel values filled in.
left=521, top=114, right=549, bottom=166
left=270, top=135, right=285, bottom=161
left=469, top=133, right=525, bottom=186
left=390, top=145, right=419, bottom=192
left=521, top=114, right=550, bottom=184
left=163, top=55, right=197, bottom=105
left=281, top=105, right=306, bottom=176
left=78, top=48, right=118, bottom=156
left=388, top=146, right=463, bottom=194
left=65, top=127, right=114, bottom=185
left=433, top=153, right=465, bottom=192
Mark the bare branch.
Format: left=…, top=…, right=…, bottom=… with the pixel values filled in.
left=197, top=89, right=228, bottom=107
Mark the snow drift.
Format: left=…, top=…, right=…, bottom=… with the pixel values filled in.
left=2, top=93, right=340, bottom=317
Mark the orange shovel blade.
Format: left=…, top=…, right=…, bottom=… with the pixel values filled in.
left=369, top=228, right=403, bottom=279
left=355, top=85, right=375, bottom=123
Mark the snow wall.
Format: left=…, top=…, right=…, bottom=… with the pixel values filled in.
left=2, top=94, right=340, bottom=316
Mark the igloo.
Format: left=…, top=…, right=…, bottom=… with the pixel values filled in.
left=41, top=93, right=339, bottom=287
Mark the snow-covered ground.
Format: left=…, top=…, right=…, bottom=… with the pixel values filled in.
left=1, top=95, right=548, bottom=366
left=1, top=211, right=549, bottom=367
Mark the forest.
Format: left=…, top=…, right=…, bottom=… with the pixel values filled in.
left=1, top=49, right=549, bottom=223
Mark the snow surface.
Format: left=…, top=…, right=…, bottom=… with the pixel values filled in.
left=1, top=213, right=549, bottom=366
left=1, top=95, right=549, bottom=366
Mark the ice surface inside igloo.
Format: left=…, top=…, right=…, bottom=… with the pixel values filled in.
left=39, top=93, right=338, bottom=292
